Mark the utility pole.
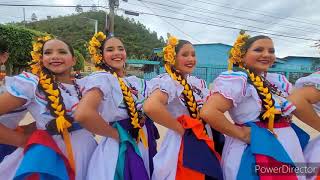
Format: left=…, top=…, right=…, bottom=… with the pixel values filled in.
left=105, top=0, right=119, bottom=34
left=81, top=17, right=98, bottom=34
left=22, top=8, right=26, bottom=26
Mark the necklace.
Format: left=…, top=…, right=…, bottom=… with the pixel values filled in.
left=260, top=75, right=285, bottom=98
left=57, top=80, right=82, bottom=100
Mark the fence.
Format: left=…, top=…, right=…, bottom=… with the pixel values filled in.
left=136, top=62, right=315, bottom=84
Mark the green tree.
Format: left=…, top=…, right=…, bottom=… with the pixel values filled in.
left=0, top=25, right=45, bottom=75
left=74, top=50, right=85, bottom=71
left=20, top=11, right=165, bottom=60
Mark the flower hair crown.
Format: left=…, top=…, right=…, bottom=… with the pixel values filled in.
left=228, top=30, right=250, bottom=71
left=30, top=35, right=53, bottom=75
left=88, top=32, right=107, bottom=68
left=163, top=34, right=179, bottom=66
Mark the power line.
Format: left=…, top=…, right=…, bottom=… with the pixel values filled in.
left=0, top=3, right=107, bottom=8
left=128, top=1, right=318, bottom=37
left=134, top=10, right=318, bottom=41
left=138, top=1, right=202, bottom=43
left=141, top=4, right=303, bottom=44
left=126, top=1, right=302, bottom=47
left=0, top=2, right=318, bottom=41
left=140, top=0, right=320, bottom=32
left=0, top=0, right=40, bottom=3
left=190, top=0, right=320, bottom=27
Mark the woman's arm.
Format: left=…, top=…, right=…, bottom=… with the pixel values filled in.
left=0, top=92, right=29, bottom=146
left=143, top=89, right=185, bottom=135
left=200, top=93, right=250, bottom=143
left=0, top=92, right=26, bottom=115
left=0, top=123, right=28, bottom=147
left=288, top=86, right=320, bottom=132
left=74, top=88, right=119, bottom=140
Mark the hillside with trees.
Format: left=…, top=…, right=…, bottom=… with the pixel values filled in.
left=23, top=11, right=165, bottom=60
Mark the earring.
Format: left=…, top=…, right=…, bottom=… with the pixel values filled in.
left=0, top=62, right=6, bottom=81
left=123, top=63, right=126, bottom=75
left=263, top=71, right=267, bottom=78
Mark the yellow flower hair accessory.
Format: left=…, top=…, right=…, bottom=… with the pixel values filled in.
left=30, top=35, right=53, bottom=75
left=163, top=34, right=179, bottom=66
left=88, top=32, right=107, bottom=66
left=229, top=31, right=281, bottom=135
left=228, top=30, right=250, bottom=71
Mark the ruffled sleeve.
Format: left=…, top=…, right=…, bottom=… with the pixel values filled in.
left=212, top=71, right=248, bottom=107
left=148, top=73, right=183, bottom=104
left=83, top=72, right=112, bottom=100
left=295, top=72, right=320, bottom=90
left=145, top=77, right=161, bottom=98
left=5, top=72, right=38, bottom=105
left=0, top=107, right=28, bottom=129
left=266, top=73, right=293, bottom=96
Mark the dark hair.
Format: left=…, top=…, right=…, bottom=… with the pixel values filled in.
left=241, top=35, right=272, bottom=54
left=0, top=39, right=9, bottom=53
left=42, top=38, right=75, bottom=57
left=175, top=39, right=192, bottom=54
left=96, top=36, right=127, bottom=73
left=100, top=36, right=124, bottom=53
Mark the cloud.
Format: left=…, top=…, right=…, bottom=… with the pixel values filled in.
left=0, top=0, right=319, bottom=57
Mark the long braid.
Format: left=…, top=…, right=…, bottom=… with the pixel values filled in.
left=89, top=32, right=148, bottom=147
left=239, top=67, right=281, bottom=134
left=229, top=31, right=281, bottom=134
left=163, top=35, right=207, bottom=133
left=165, top=64, right=199, bottom=119
left=30, top=36, right=76, bottom=171
left=40, top=68, right=73, bottom=132
left=97, top=63, right=148, bottom=147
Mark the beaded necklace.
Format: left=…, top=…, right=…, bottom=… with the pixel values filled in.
left=57, top=80, right=82, bottom=100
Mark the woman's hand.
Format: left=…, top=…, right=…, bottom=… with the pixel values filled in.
left=239, top=126, right=251, bottom=144
left=177, top=125, right=185, bottom=136
left=16, top=132, right=30, bottom=148
left=110, top=128, right=120, bottom=142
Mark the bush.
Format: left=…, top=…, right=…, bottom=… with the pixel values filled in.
left=74, top=50, right=85, bottom=71
left=0, top=25, right=45, bottom=74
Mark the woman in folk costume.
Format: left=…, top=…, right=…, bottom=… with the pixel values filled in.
left=74, top=32, right=159, bottom=180
left=143, top=35, right=223, bottom=180
left=0, top=38, right=29, bottom=163
left=288, top=72, right=320, bottom=179
left=200, top=31, right=312, bottom=180
left=0, top=36, right=97, bottom=180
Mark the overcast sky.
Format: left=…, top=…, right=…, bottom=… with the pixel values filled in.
left=1, top=0, right=320, bottom=58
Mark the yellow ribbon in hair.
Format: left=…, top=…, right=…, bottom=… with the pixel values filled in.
left=62, top=128, right=76, bottom=171
left=138, top=129, right=148, bottom=149
left=56, top=116, right=75, bottom=170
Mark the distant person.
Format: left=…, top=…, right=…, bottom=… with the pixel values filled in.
left=0, top=39, right=29, bottom=163
left=0, top=39, right=9, bottom=86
